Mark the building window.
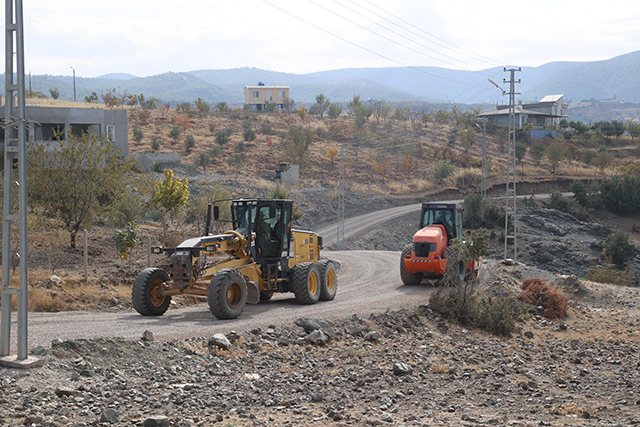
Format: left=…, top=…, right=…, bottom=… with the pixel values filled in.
left=252, top=90, right=260, bottom=98
left=105, top=125, right=115, bottom=142
left=278, top=90, right=286, bottom=98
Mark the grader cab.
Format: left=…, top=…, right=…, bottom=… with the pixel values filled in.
left=132, top=198, right=338, bottom=319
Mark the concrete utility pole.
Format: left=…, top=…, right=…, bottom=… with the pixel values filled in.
left=1, top=0, right=41, bottom=368
left=476, top=120, right=487, bottom=200
left=336, top=144, right=345, bottom=249
left=504, top=67, right=521, bottom=261
left=70, top=66, right=76, bottom=102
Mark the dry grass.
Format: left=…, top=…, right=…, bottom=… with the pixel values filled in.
left=430, top=360, right=450, bottom=374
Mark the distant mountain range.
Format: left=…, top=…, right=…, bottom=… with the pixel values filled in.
left=3, top=50, right=640, bottom=108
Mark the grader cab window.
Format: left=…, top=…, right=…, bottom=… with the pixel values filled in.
left=256, top=204, right=282, bottom=259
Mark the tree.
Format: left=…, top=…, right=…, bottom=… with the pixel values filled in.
left=168, top=125, right=181, bottom=143
left=195, top=152, right=211, bottom=171
left=545, top=140, right=569, bottom=174
left=353, top=104, right=372, bottom=129
left=626, top=119, right=640, bottom=140
left=431, top=159, right=455, bottom=183
left=593, top=151, right=614, bottom=175
left=85, top=91, right=98, bottom=103
left=185, top=134, right=196, bottom=152
left=150, top=137, right=160, bottom=152
left=371, top=99, right=391, bottom=125
left=459, top=127, right=475, bottom=153
left=27, top=131, right=128, bottom=248
left=49, top=87, right=60, bottom=100
left=603, top=230, right=636, bottom=266
left=195, top=97, right=210, bottom=113
left=281, top=125, right=314, bottom=167
left=530, top=142, right=546, bottom=165
left=282, top=98, right=296, bottom=115
left=326, top=146, right=338, bottom=163
left=150, top=169, right=189, bottom=243
left=327, top=103, right=343, bottom=119
left=515, top=141, right=527, bottom=169
left=311, top=94, right=331, bottom=119
left=101, top=88, right=119, bottom=109
left=214, top=101, right=228, bottom=114
left=295, top=105, right=307, bottom=121
left=132, top=128, right=143, bottom=143
left=243, top=127, right=256, bottom=142
left=174, top=114, right=193, bottom=135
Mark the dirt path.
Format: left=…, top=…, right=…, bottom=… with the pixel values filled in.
left=14, top=250, right=439, bottom=352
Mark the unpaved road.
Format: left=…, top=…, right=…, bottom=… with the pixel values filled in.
left=14, top=250, right=437, bottom=352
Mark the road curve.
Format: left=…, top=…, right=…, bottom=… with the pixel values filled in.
left=11, top=250, right=435, bottom=352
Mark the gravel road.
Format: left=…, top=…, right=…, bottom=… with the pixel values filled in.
left=13, top=250, right=439, bottom=352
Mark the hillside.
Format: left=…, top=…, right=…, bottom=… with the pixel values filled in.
left=5, top=49, right=640, bottom=114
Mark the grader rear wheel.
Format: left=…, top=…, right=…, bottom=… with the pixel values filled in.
left=132, top=268, right=171, bottom=316
left=400, top=244, right=423, bottom=285
left=208, top=269, right=248, bottom=319
left=292, top=262, right=321, bottom=304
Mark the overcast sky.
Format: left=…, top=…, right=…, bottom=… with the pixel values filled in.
left=4, top=0, right=640, bottom=78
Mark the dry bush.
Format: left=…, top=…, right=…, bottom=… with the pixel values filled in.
left=587, top=255, right=634, bottom=286
left=518, top=277, right=567, bottom=319
left=430, top=360, right=450, bottom=374
left=551, top=402, right=592, bottom=417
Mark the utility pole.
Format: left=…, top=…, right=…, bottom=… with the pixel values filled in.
left=476, top=120, right=487, bottom=200
left=70, top=66, right=76, bottom=102
left=1, top=0, right=41, bottom=368
left=504, top=67, right=521, bottom=261
left=336, top=144, right=345, bottom=249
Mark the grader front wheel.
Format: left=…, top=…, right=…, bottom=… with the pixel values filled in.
left=208, top=269, right=248, bottom=319
left=132, top=268, right=171, bottom=316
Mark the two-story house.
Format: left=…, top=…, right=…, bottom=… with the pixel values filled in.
left=244, top=83, right=289, bottom=112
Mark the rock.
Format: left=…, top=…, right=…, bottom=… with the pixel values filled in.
left=209, top=333, right=231, bottom=351
left=392, top=362, right=413, bottom=376
left=55, top=387, right=77, bottom=397
left=100, top=408, right=119, bottom=423
left=226, top=331, right=241, bottom=343
left=141, top=330, right=154, bottom=341
left=294, top=317, right=335, bottom=340
left=364, top=331, right=380, bottom=341
left=144, top=415, right=170, bottom=427
left=50, top=275, right=62, bottom=284
left=51, top=338, right=63, bottom=347
left=30, top=345, right=46, bottom=355
left=306, top=329, right=327, bottom=344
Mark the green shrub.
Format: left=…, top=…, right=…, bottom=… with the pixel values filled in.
left=603, top=230, right=636, bottom=265
left=587, top=254, right=634, bottom=286
left=132, top=128, right=143, bottom=143
left=260, top=122, right=272, bottom=135
left=243, top=127, right=256, bottom=142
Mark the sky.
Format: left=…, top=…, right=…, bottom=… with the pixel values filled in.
left=3, top=0, right=640, bottom=78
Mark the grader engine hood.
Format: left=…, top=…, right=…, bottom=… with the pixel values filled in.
left=412, top=225, right=447, bottom=258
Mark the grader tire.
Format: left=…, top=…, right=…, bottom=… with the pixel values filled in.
left=292, top=262, right=321, bottom=304
left=443, top=246, right=465, bottom=286
left=132, top=268, right=171, bottom=316
left=317, top=259, right=338, bottom=301
left=400, top=244, right=423, bottom=285
left=208, top=269, right=248, bottom=319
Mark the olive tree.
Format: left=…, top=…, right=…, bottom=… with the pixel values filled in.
left=28, top=131, right=129, bottom=248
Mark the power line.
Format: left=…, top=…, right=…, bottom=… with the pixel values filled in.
left=262, top=0, right=489, bottom=89
left=362, top=0, right=504, bottom=68
left=320, top=0, right=500, bottom=74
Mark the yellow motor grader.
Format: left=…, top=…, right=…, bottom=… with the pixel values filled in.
left=132, top=198, right=338, bottom=319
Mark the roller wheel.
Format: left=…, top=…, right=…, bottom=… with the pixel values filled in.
left=400, top=244, right=423, bottom=285
left=132, top=268, right=171, bottom=316
left=292, top=262, right=321, bottom=304
left=317, top=259, right=338, bottom=301
left=443, top=246, right=465, bottom=286
left=208, top=269, right=248, bottom=319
